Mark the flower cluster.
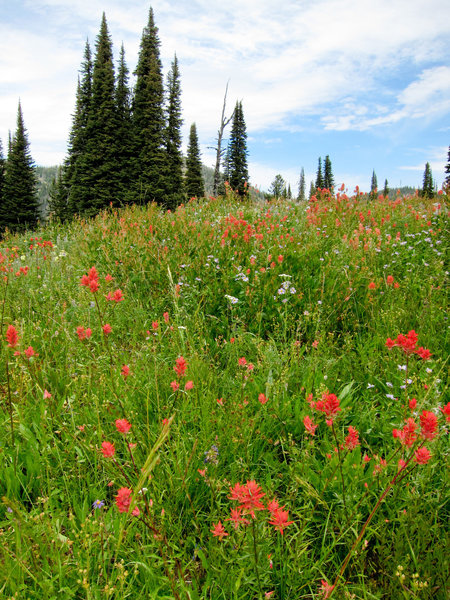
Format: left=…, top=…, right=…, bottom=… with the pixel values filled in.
left=80, top=266, right=100, bottom=293
left=385, top=330, right=431, bottom=360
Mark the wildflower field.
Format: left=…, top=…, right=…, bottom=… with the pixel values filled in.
left=0, top=187, right=448, bottom=599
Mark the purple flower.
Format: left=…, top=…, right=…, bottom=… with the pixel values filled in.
left=92, top=499, right=105, bottom=510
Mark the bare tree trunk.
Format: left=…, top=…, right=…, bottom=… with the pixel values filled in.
left=212, top=82, right=234, bottom=196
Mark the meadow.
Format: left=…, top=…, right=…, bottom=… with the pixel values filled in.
left=0, top=185, right=448, bottom=599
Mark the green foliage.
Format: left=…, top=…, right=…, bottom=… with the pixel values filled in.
left=370, top=169, right=378, bottom=200
left=115, top=44, right=133, bottom=205
left=323, top=155, right=334, bottom=190
left=315, top=156, right=324, bottom=189
left=164, top=55, right=184, bottom=210
left=421, top=162, right=434, bottom=199
left=383, top=178, right=389, bottom=197
left=185, top=123, right=205, bottom=198
left=445, top=146, right=450, bottom=189
left=297, top=167, right=306, bottom=201
left=269, top=174, right=285, bottom=198
left=229, top=101, right=249, bottom=196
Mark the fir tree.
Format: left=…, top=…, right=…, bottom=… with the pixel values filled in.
left=132, top=6, right=167, bottom=204
left=298, top=167, right=306, bottom=201
left=444, top=146, right=450, bottom=190
left=2, top=102, right=39, bottom=232
left=164, top=54, right=184, bottom=210
left=315, top=157, right=324, bottom=189
left=383, top=179, right=389, bottom=198
left=323, top=155, right=334, bottom=190
left=48, top=167, right=69, bottom=221
left=309, top=181, right=316, bottom=199
left=269, top=174, right=285, bottom=198
left=421, top=162, right=434, bottom=198
left=185, top=123, right=205, bottom=198
left=287, top=183, right=292, bottom=199
left=228, top=101, right=249, bottom=196
left=64, top=40, right=93, bottom=217
left=0, top=139, right=5, bottom=225
left=115, top=43, right=133, bottom=204
left=370, top=170, right=378, bottom=200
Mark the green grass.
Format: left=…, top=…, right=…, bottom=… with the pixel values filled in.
left=0, top=187, right=448, bottom=599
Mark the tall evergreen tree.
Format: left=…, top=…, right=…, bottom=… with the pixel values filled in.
left=370, top=170, right=378, bottom=199
left=444, top=146, right=450, bottom=189
left=298, top=167, right=306, bottom=201
left=0, top=139, right=5, bottom=225
left=323, top=155, right=334, bottom=190
left=64, top=40, right=93, bottom=217
left=48, top=167, right=68, bottom=221
left=228, top=101, right=249, bottom=196
left=315, top=157, right=324, bottom=189
left=132, top=6, right=167, bottom=204
left=164, top=54, right=184, bottom=210
left=309, top=181, right=316, bottom=199
left=115, top=43, right=133, bottom=204
left=185, top=123, right=205, bottom=198
left=421, top=162, right=434, bottom=198
left=383, top=179, right=389, bottom=198
left=269, top=174, right=285, bottom=198
left=1, top=102, right=39, bottom=231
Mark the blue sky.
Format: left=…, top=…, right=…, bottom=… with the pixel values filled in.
left=1, top=0, right=449, bottom=193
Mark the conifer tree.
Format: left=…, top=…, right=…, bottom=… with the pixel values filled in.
left=421, top=162, right=434, bottom=198
left=444, top=146, right=450, bottom=189
left=298, top=167, right=306, bottom=201
left=269, top=174, right=285, bottom=198
left=115, top=43, right=133, bottom=204
left=315, top=157, right=324, bottom=189
left=132, top=6, right=167, bottom=204
left=370, top=170, right=378, bottom=199
left=1, top=102, right=39, bottom=231
left=0, top=139, right=5, bottom=224
left=287, top=183, right=292, bottom=199
left=164, top=54, right=184, bottom=210
left=228, top=101, right=249, bottom=196
left=309, top=181, right=316, bottom=199
left=64, top=40, right=93, bottom=217
left=185, top=123, right=205, bottom=198
left=383, top=179, right=389, bottom=198
left=323, top=155, right=334, bottom=190
left=48, top=167, right=68, bottom=221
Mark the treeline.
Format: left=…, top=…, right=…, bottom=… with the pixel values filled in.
left=0, top=6, right=250, bottom=232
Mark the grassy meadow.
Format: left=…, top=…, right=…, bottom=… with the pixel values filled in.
left=0, top=186, right=448, bottom=599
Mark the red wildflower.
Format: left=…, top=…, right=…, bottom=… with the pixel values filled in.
left=268, top=507, right=294, bottom=534
left=386, top=275, right=394, bottom=285
left=170, top=381, right=180, bottom=391
left=105, top=274, right=113, bottom=282
left=420, top=410, right=438, bottom=440
left=24, top=346, right=36, bottom=358
left=185, top=380, right=194, bottom=390
left=121, top=365, right=130, bottom=379
left=115, top=419, right=131, bottom=434
left=211, top=520, right=228, bottom=540
left=113, top=289, right=123, bottom=302
left=174, top=356, right=187, bottom=378
left=152, top=321, right=159, bottom=330
left=101, top=441, right=115, bottom=457
left=163, top=311, right=169, bottom=323
left=392, top=418, right=417, bottom=448
left=441, top=402, right=450, bottom=422
left=416, top=346, right=432, bottom=360
left=226, top=507, right=250, bottom=529
left=409, top=398, right=417, bottom=411
left=315, top=392, right=341, bottom=420
left=229, top=480, right=266, bottom=518
left=368, top=281, right=376, bottom=290
left=303, top=415, right=318, bottom=436
left=319, top=580, right=335, bottom=598
left=102, top=323, right=112, bottom=336
left=238, top=357, right=247, bottom=367
left=115, top=487, right=133, bottom=513
left=345, top=426, right=360, bottom=450
left=81, top=266, right=100, bottom=293
left=258, top=393, right=269, bottom=405
left=414, top=446, right=431, bottom=465
left=6, top=325, right=18, bottom=348
left=43, top=389, right=52, bottom=399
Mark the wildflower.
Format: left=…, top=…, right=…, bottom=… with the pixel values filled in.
left=441, top=402, right=450, bottom=422
left=229, top=480, right=265, bottom=518
left=216, top=397, right=224, bottom=406
left=204, top=445, right=219, bottom=465
left=303, top=415, right=318, bottom=436
left=92, top=499, right=105, bottom=510
left=315, top=392, right=341, bottom=420
left=121, top=365, right=130, bottom=379
left=319, top=579, right=335, bottom=598
left=170, top=381, right=180, bottom=391
left=414, top=446, right=431, bottom=465
left=238, top=357, right=247, bottom=367
left=185, top=380, right=194, bottom=390
left=258, top=393, right=269, bottom=405
left=77, top=326, right=86, bottom=340
left=226, top=507, right=250, bottom=529
left=105, top=274, right=113, bottom=282
left=368, top=281, right=376, bottom=290
left=312, top=339, right=319, bottom=348
left=409, top=398, right=417, bottom=410
left=115, top=487, right=133, bottom=513
left=162, top=418, right=170, bottom=426
left=416, top=346, right=432, bottom=360
left=163, top=311, right=169, bottom=323
left=392, top=418, right=417, bottom=447
left=6, top=325, right=19, bottom=348
left=43, top=389, right=52, bottom=399
left=345, top=426, right=360, bottom=450
left=211, top=520, right=228, bottom=540
left=80, top=266, right=99, bottom=290
left=198, top=468, right=206, bottom=477
left=268, top=507, right=294, bottom=534
left=420, top=410, right=438, bottom=440
left=174, top=356, right=187, bottom=378
left=386, top=275, right=394, bottom=285
left=24, top=346, right=36, bottom=358
left=115, top=419, right=131, bottom=434
left=101, top=441, right=115, bottom=457
left=102, top=323, right=112, bottom=336
left=85, top=327, right=92, bottom=339
left=398, top=458, right=407, bottom=471
left=113, top=289, right=123, bottom=302
left=152, top=321, right=159, bottom=330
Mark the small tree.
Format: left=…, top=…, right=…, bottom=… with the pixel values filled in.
left=421, top=162, right=434, bottom=198
left=315, top=157, right=324, bottom=189
left=185, top=123, right=205, bottom=199
left=370, top=170, right=378, bottom=200
left=444, top=146, right=450, bottom=190
left=309, top=181, right=316, bottom=199
left=228, top=101, right=249, bottom=196
left=298, top=167, right=306, bottom=201
left=269, top=174, right=285, bottom=198
left=323, top=155, right=334, bottom=190
left=383, top=179, right=389, bottom=198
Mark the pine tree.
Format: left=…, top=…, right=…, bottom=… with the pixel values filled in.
left=269, top=174, right=285, bottom=198
left=185, top=123, right=205, bottom=198
left=421, top=163, right=434, bottom=198
left=315, top=157, right=324, bottom=189
left=370, top=170, right=378, bottom=200
left=444, top=146, right=450, bottom=190
left=323, top=155, right=334, bottom=190
left=287, top=183, right=292, bottom=199
left=164, top=54, right=184, bottom=210
left=383, top=179, right=389, bottom=198
left=64, top=40, right=93, bottom=217
left=0, top=139, right=5, bottom=226
left=48, top=167, right=69, bottom=221
left=309, top=181, right=316, bottom=199
left=132, top=6, right=167, bottom=204
left=115, top=43, right=133, bottom=205
left=1, top=102, right=39, bottom=232
left=228, top=101, right=249, bottom=196
left=298, top=167, right=306, bottom=201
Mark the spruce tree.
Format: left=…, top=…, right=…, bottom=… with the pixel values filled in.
left=132, top=6, right=167, bottom=204
left=315, top=157, right=324, bottom=189
left=444, top=146, right=450, bottom=189
left=48, top=167, right=69, bottom=221
left=64, top=40, right=93, bottom=217
left=115, top=43, right=133, bottom=205
left=185, top=123, right=205, bottom=198
left=421, top=163, right=434, bottom=198
left=269, top=174, right=285, bottom=198
left=370, top=170, right=378, bottom=199
left=287, top=183, right=292, bottom=199
left=0, top=139, right=5, bottom=228
left=164, top=54, right=184, bottom=210
left=323, top=155, right=334, bottom=190
left=383, top=179, right=389, bottom=198
left=298, top=167, right=306, bottom=201
left=2, top=102, right=39, bottom=231
left=309, top=181, right=316, bottom=199
left=228, top=101, right=249, bottom=196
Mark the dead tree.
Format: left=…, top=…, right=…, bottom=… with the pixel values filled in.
left=211, top=82, right=235, bottom=196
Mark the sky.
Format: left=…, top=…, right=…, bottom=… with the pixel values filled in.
left=1, top=0, right=450, bottom=193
